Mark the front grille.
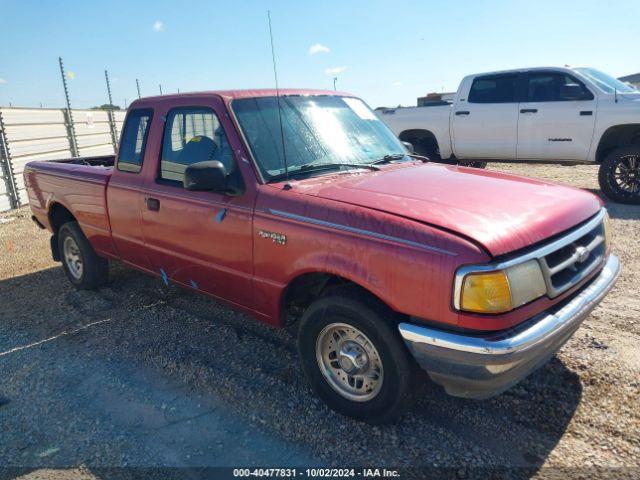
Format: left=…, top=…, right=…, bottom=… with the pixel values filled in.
left=539, top=219, right=606, bottom=298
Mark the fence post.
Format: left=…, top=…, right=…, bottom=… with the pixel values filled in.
left=58, top=57, right=79, bottom=157
left=104, top=69, right=118, bottom=153
left=0, top=108, right=20, bottom=209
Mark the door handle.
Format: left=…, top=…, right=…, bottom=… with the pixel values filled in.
left=455, top=111, right=470, bottom=116
left=146, top=197, right=160, bottom=211
left=520, top=108, right=538, bottom=114
left=580, top=110, right=593, bottom=116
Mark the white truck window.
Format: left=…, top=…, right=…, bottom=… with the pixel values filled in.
left=526, top=72, right=593, bottom=102
left=468, top=74, right=518, bottom=104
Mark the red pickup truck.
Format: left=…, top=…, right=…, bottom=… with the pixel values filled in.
left=25, top=89, right=620, bottom=423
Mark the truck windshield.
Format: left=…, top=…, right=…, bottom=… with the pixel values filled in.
left=232, top=95, right=407, bottom=181
left=574, top=68, right=637, bottom=94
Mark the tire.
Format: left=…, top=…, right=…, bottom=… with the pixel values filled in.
left=413, top=138, right=442, bottom=163
left=598, top=146, right=640, bottom=204
left=58, top=221, right=109, bottom=289
left=297, top=289, right=417, bottom=423
left=458, top=160, right=488, bottom=169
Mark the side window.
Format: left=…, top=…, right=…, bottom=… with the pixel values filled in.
left=557, top=74, right=594, bottom=101
left=159, top=107, right=235, bottom=184
left=117, top=109, right=152, bottom=173
left=527, top=73, right=556, bottom=102
left=468, top=74, right=517, bottom=103
left=527, top=72, right=594, bottom=102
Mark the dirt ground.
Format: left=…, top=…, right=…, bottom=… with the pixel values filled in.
left=0, top=162, right=638, bottom=479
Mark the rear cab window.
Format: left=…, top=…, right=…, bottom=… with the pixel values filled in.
left=468, top=74, right=518, bottom=103
left=117, top=109, right=152, bottom=173
left=158, top=107, right=240, bottom=189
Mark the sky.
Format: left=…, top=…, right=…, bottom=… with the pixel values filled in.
left=1, top=0, right=639, bottom=109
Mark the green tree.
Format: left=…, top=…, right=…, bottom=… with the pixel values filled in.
left=91, top=104, right=121, bottom=110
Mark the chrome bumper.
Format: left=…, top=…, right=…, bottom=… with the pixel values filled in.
left=399, top=254, right=620, bottom=399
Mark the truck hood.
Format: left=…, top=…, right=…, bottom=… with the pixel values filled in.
left=295, top=164, right=601, bottom=257
left=620, top=91, right=640, bottom=101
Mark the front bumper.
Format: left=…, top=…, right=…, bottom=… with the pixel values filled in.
left=399, top=254, right=620, bottom=399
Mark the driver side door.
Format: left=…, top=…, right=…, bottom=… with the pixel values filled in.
left=140, top=99, right=255, bottom=309
left=516, top=71, right=596, bottom=161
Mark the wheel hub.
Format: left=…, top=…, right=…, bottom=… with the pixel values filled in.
left=338, top=341, right=369, bottom=374
left=315, top=323, right=384, bottom=402
left=614, top=155, right=640, bottom=194
left=63, top=236, right=83, bottom=279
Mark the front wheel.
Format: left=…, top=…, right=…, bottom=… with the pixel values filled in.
left=297, top=290, right=417, bottom=423
left=598, top=146, right=640, bottom=204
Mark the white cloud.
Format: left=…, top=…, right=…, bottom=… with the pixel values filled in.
left=392, top=81, right=403, bottom=87
left=325, top=66, right=347, bottom=76
left=309, top=43, right=330, bottom=55
left=153, top=20, right=164, bottom=32
left=0, top=78, right=6, bottom=85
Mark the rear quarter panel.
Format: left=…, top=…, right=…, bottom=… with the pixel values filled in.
left=376, top=106, right=453, bottom=159
left=24, top=161, right=115, bottom=257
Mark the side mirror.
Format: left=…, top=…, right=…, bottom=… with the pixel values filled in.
left=401, top=141, right=415, bottom=154
left=560, top=83, right=589, bottom=100
left=184, top=161, right=227, bottom=192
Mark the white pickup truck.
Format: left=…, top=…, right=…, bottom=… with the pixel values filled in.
left=377, top=67, right=640, bottom=204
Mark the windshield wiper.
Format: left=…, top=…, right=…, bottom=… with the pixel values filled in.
left=407, top=153, right=430, bottom=163
left=370, top=153, right=407, bottom=165
left=268, top=162, right=379, bottom=183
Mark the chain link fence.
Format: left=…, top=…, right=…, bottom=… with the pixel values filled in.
left=0, top=106, right=126, bottom=212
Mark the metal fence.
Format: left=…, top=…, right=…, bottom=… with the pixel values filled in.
left=0, top=106, right=126, bottom=212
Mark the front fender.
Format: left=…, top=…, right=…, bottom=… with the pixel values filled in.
left=251, top=194, right=487, bottom=327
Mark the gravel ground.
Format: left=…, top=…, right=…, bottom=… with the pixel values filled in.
left=0, top=163, right=638, bottom=479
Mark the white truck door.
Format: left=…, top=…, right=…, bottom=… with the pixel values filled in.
left=451, top=73, right=519, bottom=159
left=517, top=71, right=596, bottom=161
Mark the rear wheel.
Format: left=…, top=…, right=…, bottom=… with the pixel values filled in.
left=297, top=289, right=417, bottom=423
left=458, top=160, right=488, bottom=169
left=598, top=146, right=640, bottom=204
left=58, top=222, right=109, bottom=289
left=412, top=137, right=441, bottom=163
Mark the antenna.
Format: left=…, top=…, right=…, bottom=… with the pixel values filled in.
left=267, top=10, right=289, bottom=181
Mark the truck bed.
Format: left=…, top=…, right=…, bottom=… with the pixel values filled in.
left=377, top=104, right=451, bottom=134
left=49, top=154, right=115, bottom=167
left=24, top=155, right=115, bottom=257
left=376, top=104, right=453, bottom=158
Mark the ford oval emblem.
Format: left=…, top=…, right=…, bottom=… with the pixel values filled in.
left=575, top=246, right=590, bottom=264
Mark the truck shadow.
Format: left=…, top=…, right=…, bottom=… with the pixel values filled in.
left=0, top=264, right=582, bottom=476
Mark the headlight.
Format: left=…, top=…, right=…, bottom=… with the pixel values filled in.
left=459, top=270, right=512, bottom=313
left=457, top=260, right=546, bottom=314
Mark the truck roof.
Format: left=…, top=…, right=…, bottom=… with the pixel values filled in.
left=465, top=66, right=577, bottom=78
left=130, top=88, right=352, bottom=108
